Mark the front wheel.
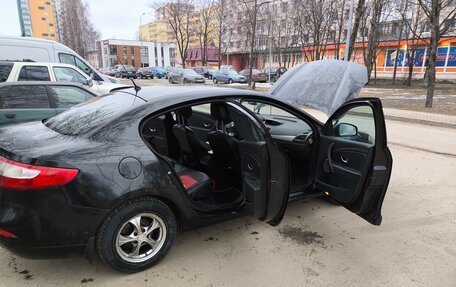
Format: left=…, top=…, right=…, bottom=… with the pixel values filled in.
left=169, top=77, right=174, bottom=84
left=183, top=78, right=189, bottom=84
left=228, top=78, right=233, bottom=84
left=97, top=198, right=177, bottom=273
left=213, top=78, right=218, bottom=84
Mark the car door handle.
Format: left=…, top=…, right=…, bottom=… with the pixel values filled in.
left=327, top=143, right=335, bottom=174
left=341, top=156, right=348, bottom=164
left=5, top=113, right=16, bottom=119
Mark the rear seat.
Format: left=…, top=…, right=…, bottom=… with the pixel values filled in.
left=172, top=162, right=212, bottom=200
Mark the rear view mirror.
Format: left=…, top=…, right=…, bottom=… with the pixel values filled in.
left=83, top=79, right=94, bottom=87
left=334, top=123, right=358, bottom=137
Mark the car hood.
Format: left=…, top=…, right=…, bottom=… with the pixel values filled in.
left=268, top=60, right=368, bottom=115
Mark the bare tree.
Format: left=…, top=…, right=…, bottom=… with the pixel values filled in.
left=153, top=0, right=195, bottom=68
left=295, top=0, right=335, bottom=61
left=197, top=0, right=219, bottom=66
left=60, top=0, right=100, bottom=58
left=347, top=0, right=367, bottom=60
left=417, top=0, right=456, bottom=107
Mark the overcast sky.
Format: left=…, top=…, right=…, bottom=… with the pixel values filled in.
left=0, top=0, right=156, bottom=40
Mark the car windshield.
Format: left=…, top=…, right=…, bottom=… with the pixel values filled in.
left=155, top=68, right=164, bottom=73
left=183, top=69, right=198, bottom=76
left=44, top=93, right=137, bottom=136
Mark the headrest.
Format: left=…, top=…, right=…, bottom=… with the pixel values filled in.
left=175, top=107, right=192, bottom=119
left=210, top=103, right=231, bottom=121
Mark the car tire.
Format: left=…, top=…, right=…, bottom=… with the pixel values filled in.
left=228, top=78, right=233, bottom=84
left=183, top=78, right=189, bottom=84
left=169, top=77, right=174, bottom=84
left=213, top=78, right=218, bottom=84
left=97, top=197, right=177, bottom=274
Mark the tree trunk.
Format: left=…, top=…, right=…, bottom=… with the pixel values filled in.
left=347, top=0, right=366, bottom=60
left=247, top=0, right=258, bottom=88
left=406, top=49, right=416, bottom=86
left=392, top=23, right=404, bottom=85
left=425, top=0, right=439, bottom=108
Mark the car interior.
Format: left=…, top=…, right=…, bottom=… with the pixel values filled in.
left=140, top=100, right=318, bottom=211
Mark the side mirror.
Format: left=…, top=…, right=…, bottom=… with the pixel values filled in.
left=83, top=79, right=94, bottom=87
left=334, top=123, right=358, bottom=137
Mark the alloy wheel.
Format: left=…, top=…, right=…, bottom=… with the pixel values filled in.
left=115, top=213, right=167, bottom=263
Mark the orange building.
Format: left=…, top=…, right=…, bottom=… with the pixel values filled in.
left=17, top=0, right=59, bottom=41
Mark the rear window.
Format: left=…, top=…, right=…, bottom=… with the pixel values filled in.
left=0, top=63, right=13, bottom=82
left=44, top=93, right=137, bottom=135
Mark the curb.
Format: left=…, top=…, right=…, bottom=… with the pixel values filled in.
left=385, top=115, right=456, bottom=129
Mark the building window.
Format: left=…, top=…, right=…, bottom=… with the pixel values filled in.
left=48, top=23, right=54, bottom=27
left=38, top=6, right=45, bottom=10
left=109, top=45, right=117, bottom=55
left=123, top=46, right=127, bottom=55
left=130, top=47, right=134, bottom=54
left=42, top=33, right=49, bottom=36
left=41, top=17, right=47, bottom=20
left=45, top=1, right=51, bottom=4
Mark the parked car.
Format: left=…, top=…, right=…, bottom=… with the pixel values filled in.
left=239, top=69, right=268, bottom=82
left=115, top=65, right=137, bottom=79
left=169, top=69, right=205, bottom=84
left=263, top=67, right=287, bottom=82
left=220, top=65, right=236, bottom=71
left=212, top=69, right=246, bottom=84
left=193, top=66, right=216, bottom=79
left=0, top=60, right=392, bottom=274
left=98, top=67, right=116, bottom=77
left=165, top=67, right=182, bottom=79
left=151, top=67, right=166, bottom=79
left=136, top=67, right=155, bottom=79
left=0, top=36, right=119, bottom=84
left=0, top=81, right=97, bottom=126
left=0, top=61, right=129, bottom=95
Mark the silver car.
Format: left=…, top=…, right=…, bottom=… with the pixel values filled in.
left=169, top=69, right=206, bottom=84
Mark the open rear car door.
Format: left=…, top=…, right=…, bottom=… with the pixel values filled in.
left=315, top=98, right=392, bottom=225
left=228, top=103, right=290, bottom=226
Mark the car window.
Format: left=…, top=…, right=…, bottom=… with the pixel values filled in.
left=44, top=93, right=136, bottom=136
left=1, top=85, right=50, bottom=109
left=18, top=66, right=51, bottom=81
left=0, top=63, right=13, bottom=82
left=191, top=103, right=210, bottom=114
left=59, top=53, right=93, bottom=77
left=49, top=86, right=95, bottom=108
left=330, top=105, right=376, bottom=145
left=53, top=67, right=87, bottom=84
left=242, top=101, right=297, bottom=118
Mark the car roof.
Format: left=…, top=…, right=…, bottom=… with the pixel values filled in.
left=0, top=81, right=98, bottom=95
left=0, top=60, right=80, bottom=69
left=119, top=86, right=265, bottom=108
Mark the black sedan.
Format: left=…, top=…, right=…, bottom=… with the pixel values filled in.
left=0, top=60, right=392, bottom=273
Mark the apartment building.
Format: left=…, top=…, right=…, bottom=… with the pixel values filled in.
left=98, top=39, right=176, bottom=69
left=221, top=0, right=456, bottom=79
left=16, top=0, right=60, bottom=41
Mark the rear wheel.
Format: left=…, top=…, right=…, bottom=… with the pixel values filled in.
left=183, top=78, right=189, bottom=84
left=169, top=77, right=174, bottom=84
left=97, top=198, right=177, bottom=273
left=213, top=78, right=218, bottom=84
left=228, top=78, right=233, bottom=84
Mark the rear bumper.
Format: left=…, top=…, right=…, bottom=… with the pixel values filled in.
left=0, top=187, right=108, bottom=259
left=0, top=240, right=86, bottom=259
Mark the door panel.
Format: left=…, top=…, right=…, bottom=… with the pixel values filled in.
left=315, top=99, right=392, bottom=225
left=239, top=136, right=269, bottom=219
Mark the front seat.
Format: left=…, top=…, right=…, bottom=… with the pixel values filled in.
left=172, top=107, right=211, bottom=168
left=207, top=103, right=240, bottom=170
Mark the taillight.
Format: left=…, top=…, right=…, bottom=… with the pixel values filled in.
left=0, top=229, right=16, bottom=238
left=0, top=156, right=79, bottom=190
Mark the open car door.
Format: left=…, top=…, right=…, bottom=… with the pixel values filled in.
left=315, top=98, right=392, bottom=225
left=228, top=103, right=290, bottom=226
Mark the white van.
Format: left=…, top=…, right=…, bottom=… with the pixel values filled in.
left=0, top=36, right=119, bottom=84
